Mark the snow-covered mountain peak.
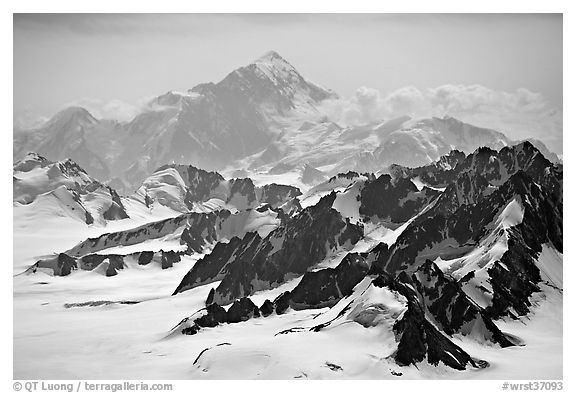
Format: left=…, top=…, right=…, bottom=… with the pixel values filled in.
left=217, top=50, right=337, bottom=107
left=13, top=152, right=51, bottom=172
left=253, top=50, right=287, bottom=65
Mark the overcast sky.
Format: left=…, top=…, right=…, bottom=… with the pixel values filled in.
left=13, top=13, right=563, bottom=152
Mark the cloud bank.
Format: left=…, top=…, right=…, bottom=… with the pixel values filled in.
left=66, top=97, right=155, bottom=122
left=321, top=84, right=562, bottom=154
left=14, top=84, right=562, bottom=155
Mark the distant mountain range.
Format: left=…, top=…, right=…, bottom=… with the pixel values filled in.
left=13, top=51, right=560, bottom=195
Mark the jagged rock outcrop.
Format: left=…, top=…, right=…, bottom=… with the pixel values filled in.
left=259, top=299, right=274, bottom=317
left=390, top=150, right=466, bottom=188
left=365, top=143, right=562, bottom=321
left=273, top=291, right=292, bottom=315
left=66, top=205, right=283, bottom=259
left=359, top=174, right=441, bottom=222
left=138, top=251, right=154, bottom=265
left=289, top=253, right=370, bottom=309
left=26, top=253, right=77, bottom=276
left=258, top=183, right=302, bottom=207
left=227, top=297, right=261, bottom=323
left=370, top=273, right=481, bottom=370
left=161, top=250, right=181, bottom=269
left=408, top=261, right=515, bottom=346
left=173, top=193, right=363, bottom=304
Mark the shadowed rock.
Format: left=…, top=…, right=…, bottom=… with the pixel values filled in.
left=227, top=297, right=260, bottom=323
left=259, top=299, right=274, bottom=317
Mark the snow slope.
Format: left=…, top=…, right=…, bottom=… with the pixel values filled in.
left=13, top=259, right=562, bottom=379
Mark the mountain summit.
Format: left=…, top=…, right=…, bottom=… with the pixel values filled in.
left=215, top=50, right=337, bottom=114
left=13, top=51, right=556, bottom=194
left=14, top=51, right=340, bottom=190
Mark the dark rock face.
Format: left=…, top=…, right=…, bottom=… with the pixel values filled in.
left=181, top=303, right=229, bottom=335
left=259, top=183, right=302, bottom=208
left=206, top=288, right=216, bottom=306
left=289, top=253, right=370, bottom=309
left=165, top=165, right=225, bottom=206
left=197, top=303, right=229, bottom=328
left=216, top=194, right=362, bottom=304
left=483, top=177, right=563, bottom=319
left=84, top=210, right=94, bottom=225
left=180, top=296, right=266, bottom=335
left=173, top=234, right=258, bottom=295
left=56, top=253, right=78, bottom=276
left=174, top=193, right=363, bottom=304
left=366, top=144, right=562, bottom=321
left=273, top=291, right=292, bottom=315
left=371, top=273, right=477, bottom=370
left=390, top=150, right=466, bottom=188
left=227, top=297, right=261, bottom=323
left=359, top=175, right=440, bottom=223
left=179, top=211, right=229, bottom=253
left=410, top=261, right=514, bottom=347
left=35, top=253, right=129, bottom=277
left=227, top=178, right=257, bottom=206
left=138, top=251, right=154, bottom=265
left=484, top=235, right=542, bottom=319
left=102, top=187, right=129, bottom=221
left=259, top=299, right=274, bottom=317
left=327, top=171, right=361, bottom=184
left=161, top=251, right=181, bottom=269
left=371, top=164, right=561, bottom=278
left=393, top=300, right=476, bottom=370
left=77, top=254, right=125, bottom=276
left=105, top=255, right=125, bottom=276
left=390, top=142, right=556, bottom=195
left=79, top=254, right=110, bottom=270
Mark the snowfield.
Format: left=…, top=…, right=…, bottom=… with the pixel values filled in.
left=13, top=231, right=562, bottom=379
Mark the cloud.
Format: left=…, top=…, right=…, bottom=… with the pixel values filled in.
left=13, top=109, right=49, bottom=130
left=66, top=96, right=155, bottom=122
left=320, top=84, right=562, bottom=153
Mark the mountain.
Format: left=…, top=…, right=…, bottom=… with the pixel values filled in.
left=164, top=141, right=561, bottom=371
left=331, top=116, right=511, bottom=174
left=173, top=192, right=363, bottom=303
left=14, top=51, right=557, bottom=195
left=15, top=139, right=563, bottom=377
left=133, top=163, right=302, bottom=214
left=13, top=153, right=129, bottom=225
left=369, top=141, right=562, bottom=318
left=13, top=51, right=563, bottom=379
left=14, top=51, right=336, bottom=192
left=13, top=107, right=119, bottom=180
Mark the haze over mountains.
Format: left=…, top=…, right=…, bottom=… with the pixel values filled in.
left=13, top=51, right=560, bottom=195
left=13, top=51, right=563, bottom=380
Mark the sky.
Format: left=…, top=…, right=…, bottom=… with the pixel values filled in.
left=13, top=13, right=563, bottom=152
